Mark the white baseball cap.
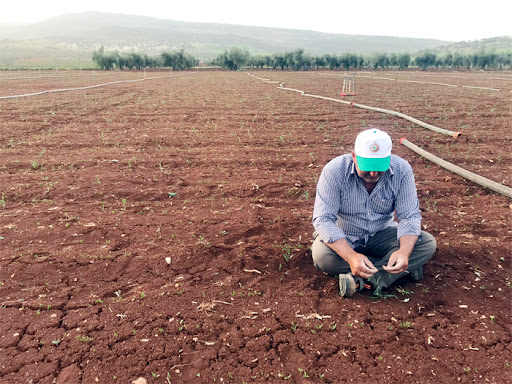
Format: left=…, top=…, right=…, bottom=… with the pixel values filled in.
left=354, top=129, right=392, bottom=172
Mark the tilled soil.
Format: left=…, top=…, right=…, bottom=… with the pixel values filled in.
left=0, top=70, right=511, bottom=384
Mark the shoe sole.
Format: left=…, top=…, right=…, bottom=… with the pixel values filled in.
left=410, top=268, right=423, bottom=281
left=339, top=274, right=357, bottom=297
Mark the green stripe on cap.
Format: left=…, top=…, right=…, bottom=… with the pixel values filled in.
left=356, top=155, right=391, bottom=172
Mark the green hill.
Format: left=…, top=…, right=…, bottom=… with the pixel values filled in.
left=0, top=12, right=509, bottom=68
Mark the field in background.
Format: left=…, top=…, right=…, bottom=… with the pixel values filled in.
left=0, top=70, right=510, bottom=383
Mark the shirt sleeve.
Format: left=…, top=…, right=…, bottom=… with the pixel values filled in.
left=312, top=163, right=347, bottom=244
left=395, top=161, right=422, bottom=240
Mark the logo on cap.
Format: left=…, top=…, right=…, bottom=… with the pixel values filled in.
left=369, top=143, right=380, bottom=152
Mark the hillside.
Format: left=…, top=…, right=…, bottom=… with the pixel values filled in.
left=431, top=36, right=512, bottom=55
left=0, top=12, right=453, bottom=67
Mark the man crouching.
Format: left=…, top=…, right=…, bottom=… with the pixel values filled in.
left=312, top=128, right=436, bottom=297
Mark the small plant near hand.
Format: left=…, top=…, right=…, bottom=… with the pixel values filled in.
left=396, top=286, right=413, bottom=296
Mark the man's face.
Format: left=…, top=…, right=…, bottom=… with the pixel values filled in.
left=352, top=151, right=385, bottom=184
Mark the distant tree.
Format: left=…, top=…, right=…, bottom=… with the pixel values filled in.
left=248, top=55, right=266, bottom=68
left=92, top=46, right=119, bottom=70
left=442, top=53, right=453, bottom=69
left=389, top=53, right=398, bottom=67
left=414, top=52, right=436, bottom=70
left=397, top=53, right=411, bottom=70
left=339, top=54, right=350, bottom=70
left=283, top=51, right=294, bottom=70
left=271, top=54, right=286, bottom=70
left=323, top=54, right=339, bottom=70
left=161, top=49, right=197, bottom=70
left=292, top=49, right=312, bottom=70
left=314, top=56, right=326, bottom=69
left=371, top=53, right=390, bottom=69
left=212, top=48, right=250, bottom=70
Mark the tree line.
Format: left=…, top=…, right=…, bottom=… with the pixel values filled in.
left=92, top=46, right=511, bottom=71
left=212, top=48, right=512, bottom=71
left=92, top=47, right=198, bottom=70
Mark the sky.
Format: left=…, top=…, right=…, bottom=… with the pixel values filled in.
left=0, top=0, right=510, bottom=42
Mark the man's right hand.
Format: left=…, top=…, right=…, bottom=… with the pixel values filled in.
left=325, top=239, right=378, bottom=279
left=346, top=253, right=379, bottom=279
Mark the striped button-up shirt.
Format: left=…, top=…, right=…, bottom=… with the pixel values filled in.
left=312, top=154, right=422, bottom=248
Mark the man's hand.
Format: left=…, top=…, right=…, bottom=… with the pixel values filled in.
left=347, top=253, right=379, bottom=278
left=382, top=249, right=409, bottom=274
left=383, top=235, right=418, bottom=274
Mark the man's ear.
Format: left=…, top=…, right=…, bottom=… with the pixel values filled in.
left=351, top=150, right=356, bottom=162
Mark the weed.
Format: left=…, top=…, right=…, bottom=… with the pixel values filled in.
left=0, top=193, right=6, bottom=208
left=299, top=190, right=310, bottom=201
left=298, top=368, right=309, bottom=378
left=282, top=244, right=292, bottom=262
left=490, top=315, right=496, bottom=323
left=31, top=161, right=42, bottom=170
left=399, top=321, right=413, bottom=328
left=291, top=322, right=297, bottom=332
left=198, top=236, right=211, bottom=247
left=76, top=335, right=93, bottom=342
left=396, top=286, right=413, bottom=296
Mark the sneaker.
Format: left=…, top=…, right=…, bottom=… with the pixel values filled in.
left=410, top=267, right=423, bottom=281
left=338, top=273, right=369, bottom=297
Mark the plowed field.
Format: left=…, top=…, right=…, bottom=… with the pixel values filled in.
left=0, top=70, right=511, bottom=384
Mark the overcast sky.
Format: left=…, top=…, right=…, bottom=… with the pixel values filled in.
left=1, top=0, right=510, bottom=42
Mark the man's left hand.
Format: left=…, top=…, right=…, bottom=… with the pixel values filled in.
left=382, top=250, right=409, bottom=274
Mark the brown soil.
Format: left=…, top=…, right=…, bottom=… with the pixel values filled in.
left=0, top=70, right=511, bottom=384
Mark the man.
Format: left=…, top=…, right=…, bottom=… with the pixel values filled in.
left=312, top=128, right=436, bottom=297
